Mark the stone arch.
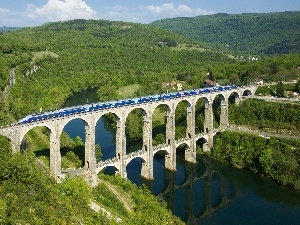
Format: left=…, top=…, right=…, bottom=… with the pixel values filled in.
left=212, top=94, right=229, bottom=129
left=176, top=142, right=190, bottom=158
left=228, top=91, right=240, bottom=104
left=20, top=125, right=52, bottom=166
left=126, top=156, right=147, bottom=185
left=19, top=123, right=53, bottom=148
left=98, top=165, right=119, bottom=175
left=155, top=148, right=170, bottom=156
left=196, top=136, right=209, bottom=153
left=242, top=89, right=253, bottom=96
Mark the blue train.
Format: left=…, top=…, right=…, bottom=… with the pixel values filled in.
left=18, top=84, right=237, bottom=124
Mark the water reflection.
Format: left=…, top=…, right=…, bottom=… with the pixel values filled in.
left=63, top=90, right=300, bottom=225
left=142, top=157, right=236, bottom=224
left=139, top=155, right=300, bottom=225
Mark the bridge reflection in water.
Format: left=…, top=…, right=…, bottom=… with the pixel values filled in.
left=142, top=157, right=236, bottom=225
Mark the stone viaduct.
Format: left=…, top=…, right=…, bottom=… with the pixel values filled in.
left=0, top=86, right=257, bottom=185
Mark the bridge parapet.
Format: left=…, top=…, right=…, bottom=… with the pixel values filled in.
left=96, top=157, right=119, bottom=173
left=175, top=137, right=191, bottom=148
left=124, top=149, right=145, bottom=162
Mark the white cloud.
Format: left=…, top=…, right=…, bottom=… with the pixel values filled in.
left=0, top=8, right=10, bottom=14
left=0, top=2, right=214, bottom=27
left=26, top=0, right=97, bottom=22
left=98, top=3, right=214, bottom=24
left=147, top=3, right=214, bottom=17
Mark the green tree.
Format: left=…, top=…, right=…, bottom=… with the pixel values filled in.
left=0, top=200, right=7, bottom=224
left=295, top=79, right=300, bottom=93
left=276, top=81, right=285, bottom=97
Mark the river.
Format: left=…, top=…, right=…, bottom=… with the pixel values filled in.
left=63, top=90, right=300, bottom=225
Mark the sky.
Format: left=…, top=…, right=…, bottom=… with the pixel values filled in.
left=0, top=0, right=300, bottom=27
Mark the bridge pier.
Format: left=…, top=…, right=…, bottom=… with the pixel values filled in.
left=50, top=129, right=61, bottom=180
left=141, top=114, right=154, bottom=180
left=220, top=99, right=229, bottom=128
left=165, top=109, right=176, bottom=171
left=84, top=119, right=98, bottom=186
left=203, top=102, right=214, bottom=153
left=185, top=104, right=197, bottom=163
left=116, top=119, right=127, bottom=177
left=11, top=129, right=21, bottom=154
left=204, top=102, right=213, bottom=134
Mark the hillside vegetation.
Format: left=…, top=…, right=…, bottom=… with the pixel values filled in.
left=0, top=19, right=300, bottom=126
left=0, top=19, right=236, bottom=122
left=150, top=11, right=300, bottom=55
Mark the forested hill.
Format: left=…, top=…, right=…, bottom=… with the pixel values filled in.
left=0, top=27, right=22, bottom=32
left=0, top=19, right=235, bottom=122
left=150, top=11, right=300, bottom=55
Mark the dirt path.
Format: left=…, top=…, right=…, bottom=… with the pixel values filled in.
left=89, top=201, right=122, bottom=223
left=228, top=125, right=300, bottom=139
left=89, top=179, right=133, bottom=223
left=101, top=180, right=132, bottom=212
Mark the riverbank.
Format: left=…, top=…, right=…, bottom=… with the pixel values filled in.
left=212, top=130, right=300, bottom=190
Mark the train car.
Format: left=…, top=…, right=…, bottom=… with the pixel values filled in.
left=17, top=84, right=238, bottom=124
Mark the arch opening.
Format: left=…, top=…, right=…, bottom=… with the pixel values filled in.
left=61, top=118, right=86, bottom=170
left=243, top=89, right=252, bottom=96
left=0, top=135, right=12, bottom=154
left=212, top=94, right=225, bottom=129
left=211, top=174, right=223, bottom=209
left=95, top=112, right=118, bottom=162
left=126, top=157, right=146, bottom=186
left=175, top=100, right=189, bottom=140
left=125, top=108, right=145, bottom=154
left=99, top=166, right=119, bottom=176
left=228, top=92, right=240, bottom=104
left=22, top=126, right=51, bottom=167
left=195, top=98, right=207, bottom=134
left=152, top=104, right=169, bottom=146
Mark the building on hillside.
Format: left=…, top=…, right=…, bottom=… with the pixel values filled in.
left=161, top=82, right=182, bottom=91
left=256, top=80, right=264, bottom=85
left=204, top=79, right=220, bottom=87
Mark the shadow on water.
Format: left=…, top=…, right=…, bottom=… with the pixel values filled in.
left=139, top=155, right=300, bottom=225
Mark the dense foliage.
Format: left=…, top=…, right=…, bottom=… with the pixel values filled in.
left=0, top=149, right=108, bottom=224
left=213, top=131, right=300, bottom=190
left=0, top=132, right=180, bottom=224
left=151, top=12, right=300, bottom=55
left=229, top=99, right=300, bottom=133
left=0, top=16, right=300, bottom=222
left=0, top=19, right=300, bottom=126
left=0, top=19, right=238, bottom=123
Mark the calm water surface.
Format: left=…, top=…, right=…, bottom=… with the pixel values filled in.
left=63, top=90, right=300, bottom=225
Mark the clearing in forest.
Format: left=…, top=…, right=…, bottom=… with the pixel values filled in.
left=32, top=51, right=59, bottom=62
